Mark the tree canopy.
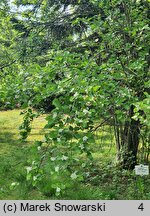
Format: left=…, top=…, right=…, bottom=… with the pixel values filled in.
left=0, top=0, right=149, bottom=194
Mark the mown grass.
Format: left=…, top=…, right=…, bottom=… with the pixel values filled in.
left=0, top=109, right=47, bottom=199
left=0, top=109, right=149, bottom=200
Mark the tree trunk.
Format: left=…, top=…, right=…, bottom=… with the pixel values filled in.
left=121, top=105, right=140, bottom=169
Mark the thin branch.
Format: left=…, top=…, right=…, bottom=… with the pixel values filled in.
left=91, top=116, right=112, bottom=132
left=0, top=59, right=17, bottom=71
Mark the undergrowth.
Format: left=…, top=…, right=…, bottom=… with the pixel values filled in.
left=0, top=110, right=149, bottom=199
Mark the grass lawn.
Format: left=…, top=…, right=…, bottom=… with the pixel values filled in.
left=0, top=109, right=149, bottom=200
left=0, top=109, right=47, bottom=199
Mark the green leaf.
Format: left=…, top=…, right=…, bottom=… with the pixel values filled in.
left=52, top=99, right=61, bottom=109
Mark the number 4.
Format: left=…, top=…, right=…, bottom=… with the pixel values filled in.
left=138, top=203, right=144, bottom=211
